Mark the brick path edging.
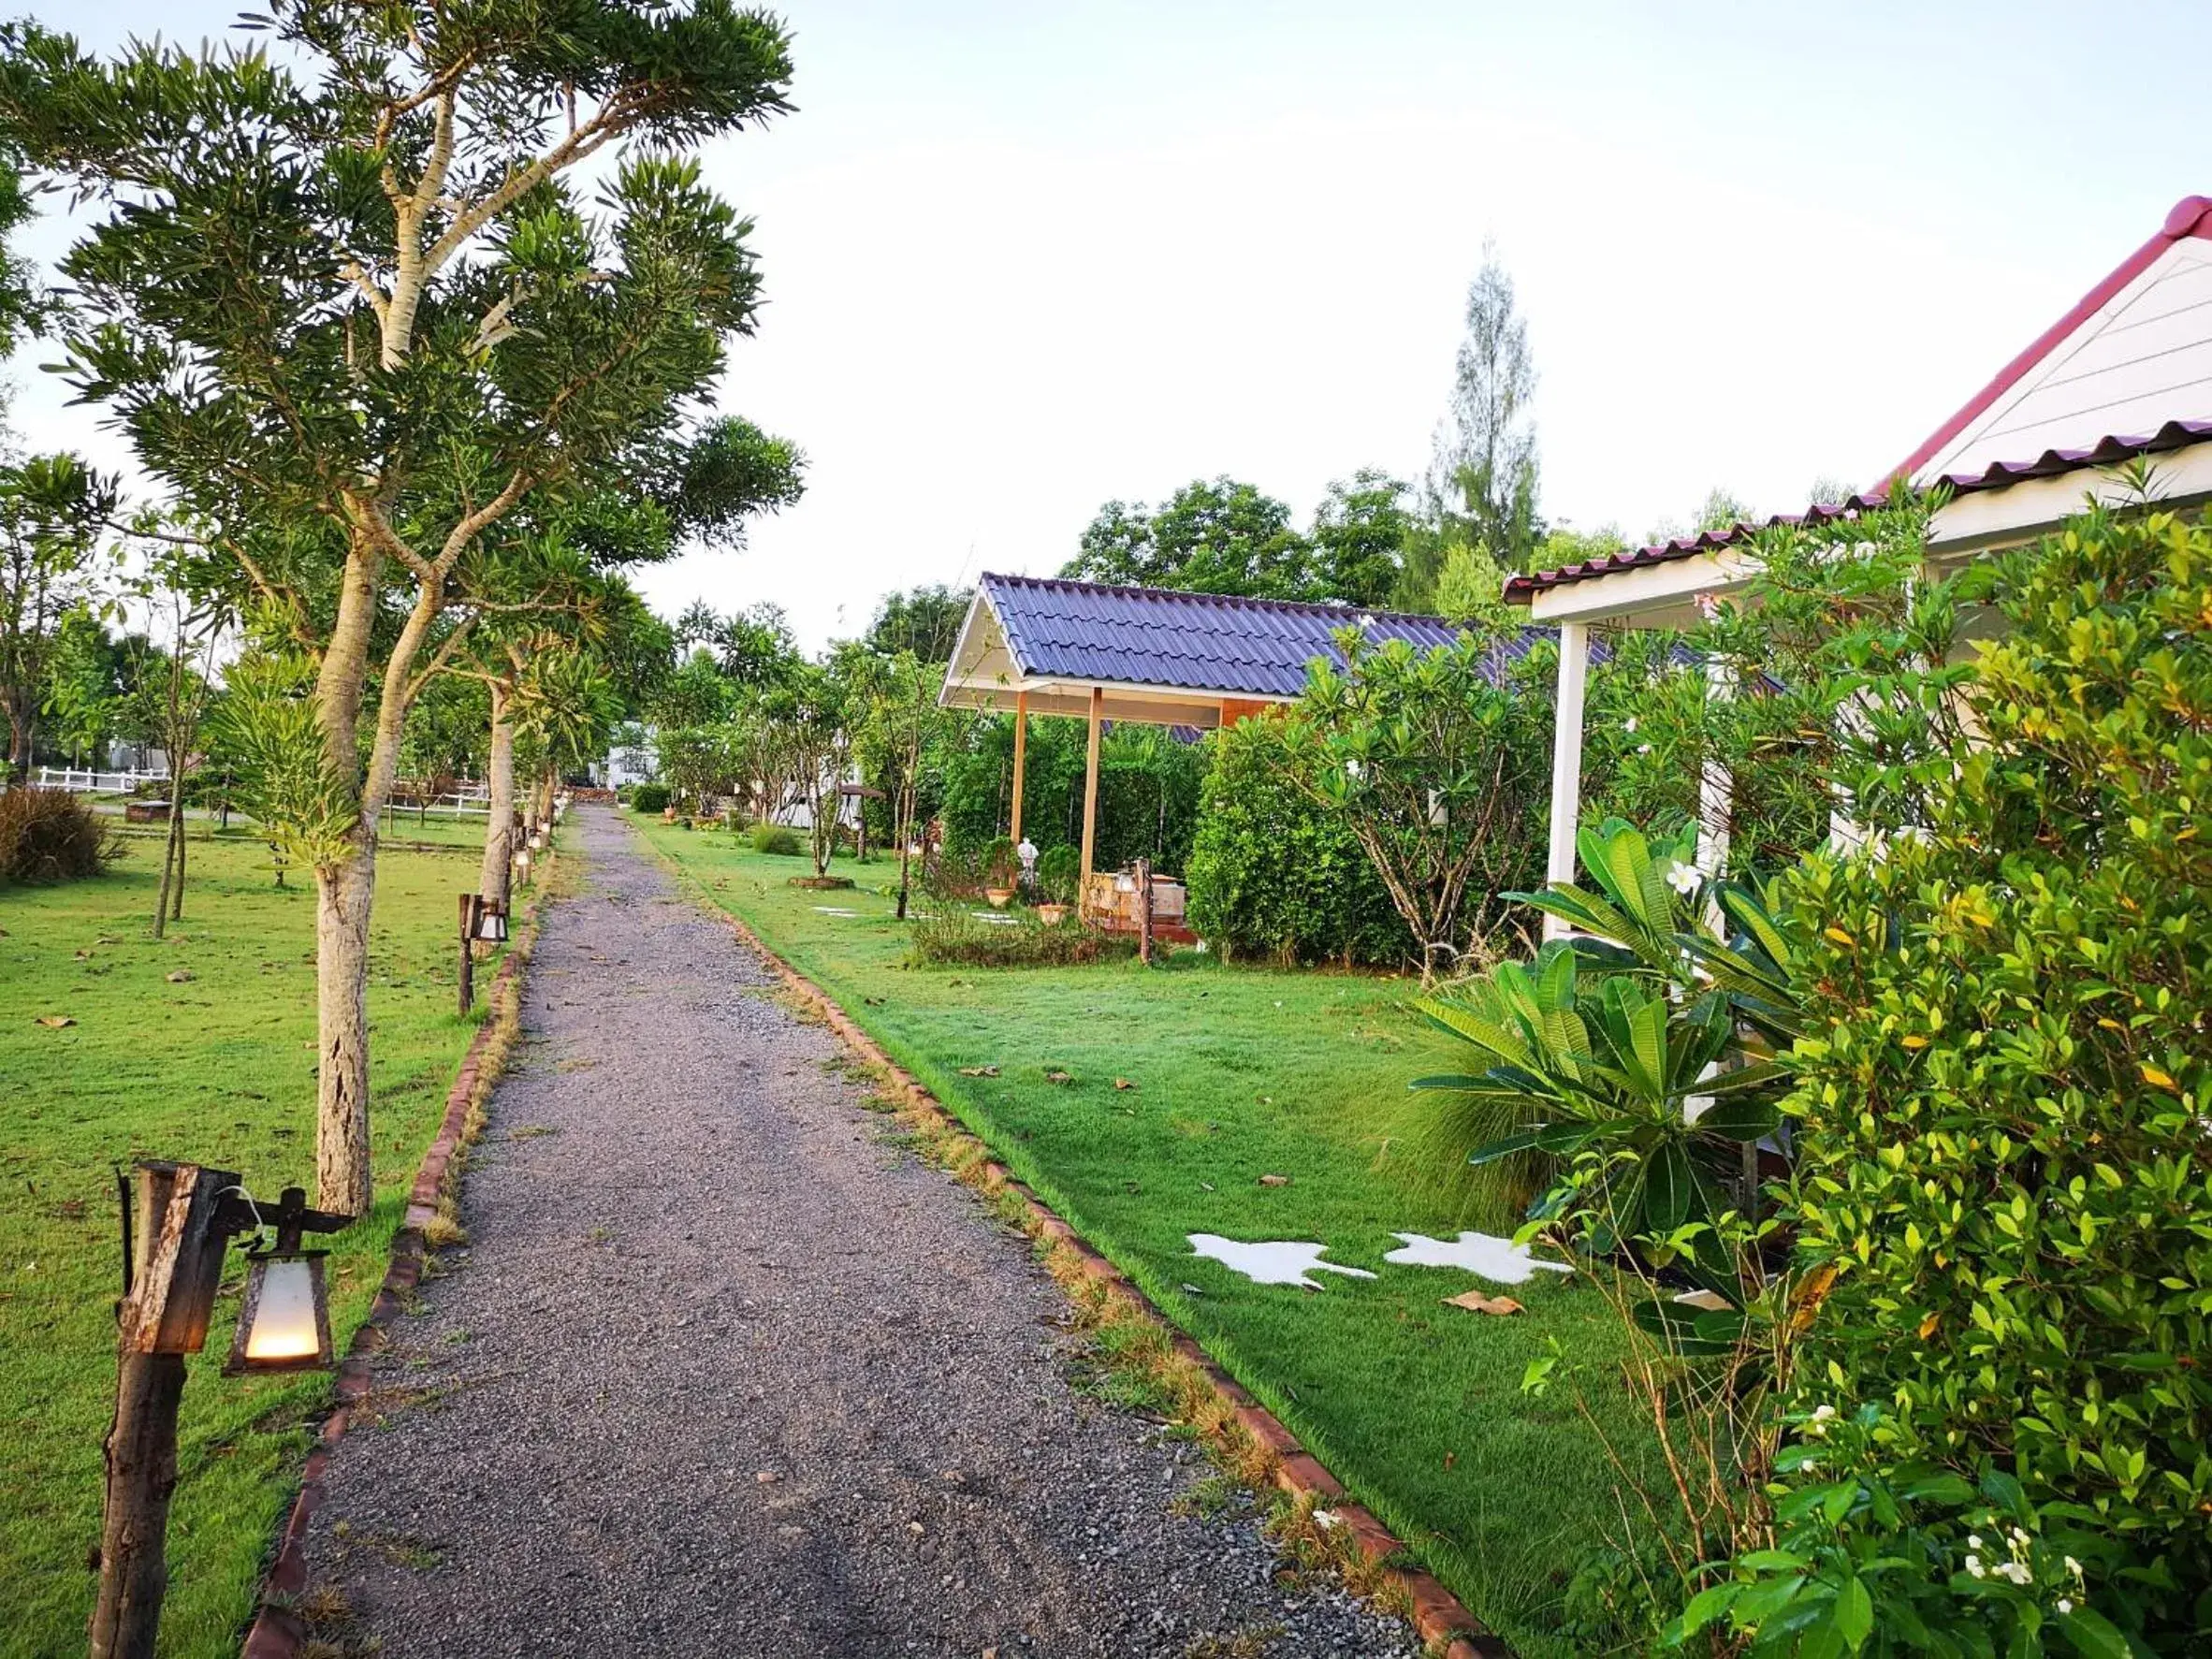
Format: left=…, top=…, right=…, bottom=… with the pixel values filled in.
left=239, top=866, right=550, bottom=1659
left=700, top=896, right=1516, bottom=1659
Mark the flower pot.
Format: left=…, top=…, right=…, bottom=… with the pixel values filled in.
left=661, top=807, right=677, bottom=822
left=1037, top=903, right=1069, bottom=926
left=984, top=887, right=1015, bottom=909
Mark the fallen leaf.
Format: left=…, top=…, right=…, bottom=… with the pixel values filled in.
left=1180, top=1282, right=1205, bottom=1296
left=1113, top=1077, right=1135, bottom=1091
left=1199, top=1181, right=1215, bottom=1192
left=36, top=1015, right=75, bottom=1028
left=755, top=1470, right=780, bottom=1485
left=1444, top=1290, right=1523, bottom=1316
left=957, top=1065, right=999, bottom=1078
left=167, top=970, right=194, bottom=983
left=1258, top=1173, right=1290, bottom=1187
left=1043, top=1070, right=1073, bottom=1085
left=73, top=950, right=90, bottom=961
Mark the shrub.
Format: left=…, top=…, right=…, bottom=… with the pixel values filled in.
left=907, top=903, right=1132, bottom=968
left=0, top=787, right=122, bottom=884
left=935, top=713, right=1203, bottom=871
left=1036, top=843, right=1080, bottom=906
left=1185, top=712, right=1407, bottom=966
left=981, top=835, right=1017, bottom=887
left=749, top=821, right=801, bottom=856
left=629, top=782, right=670, bottom=813
left=1762, top=505, right=2212, bottom=1647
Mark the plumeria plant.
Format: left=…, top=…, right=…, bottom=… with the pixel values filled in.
left=1671, top=1404, right=2133, bottom=1658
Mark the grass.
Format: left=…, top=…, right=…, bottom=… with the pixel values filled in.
left=640, top=821, right=1665, bottom=1655
left=0, top=824, right=509, bottom=1659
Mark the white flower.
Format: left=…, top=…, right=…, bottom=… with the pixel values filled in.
left=2058, top=1598, right=2074, bottom=1615
left=1812, top=1404, right=1838, bottom=1421
left=1312, top=1508, right=1340, bottom=1531
left=1636, top=742, right=1652, bottom=755
left=1623, top=716, right=1638, bottom=734
left=1998, top=1561, right=2032, bottom=1586
left=1968, top=1535, right=1984, bottom=1550
left=2011, top=1527, right=2030, bottom=1547
left=2065, top=1556, right=2082, bottom=1579
left=1966, top=1555, right=1985, bottom=1579
left=1664, top=860, right=1700, bottom=895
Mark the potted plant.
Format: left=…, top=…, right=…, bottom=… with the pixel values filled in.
left=982, top=835, right=1018, bottom=908
left=1035, top=844, right=1079, bottom=924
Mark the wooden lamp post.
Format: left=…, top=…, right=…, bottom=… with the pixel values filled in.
left=94, top=1166, right=347, bottom=1659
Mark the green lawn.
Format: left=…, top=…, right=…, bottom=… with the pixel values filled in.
left=0, top=827, right=506, bottom=1659
left=641, top=820, right=1661, bottom=1655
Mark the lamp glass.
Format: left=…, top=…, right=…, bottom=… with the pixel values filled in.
left=474, top=907, right=507, bottom=942
left=226, top=1250, right=332, bottom=1373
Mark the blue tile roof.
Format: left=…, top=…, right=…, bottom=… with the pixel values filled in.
left=978, top=573, right=1552, bottom=699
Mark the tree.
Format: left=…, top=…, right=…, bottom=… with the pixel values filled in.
left=1428, top=245, right=1540, bottom=575
left=121, top=539, right=231, bottom=934
left=1288, top=627, right=1551, bottom=982
left=865, top=583, right=971, bottom=663
left=676, top=597, right=801, bottom=690
left=1, top=6, right=800, bottom=1210
left=1309, top=470, right=1414, bottom=609
left=1062, top=477, right=1317, bottom=599
left=0, top=455, right=118, bottom=780
left=767, top=654, right=856, bottom=878
left=851, top=647, right=964, bottom=918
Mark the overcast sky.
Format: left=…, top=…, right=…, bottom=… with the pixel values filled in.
left=11, top=1, right=2210, bottom=648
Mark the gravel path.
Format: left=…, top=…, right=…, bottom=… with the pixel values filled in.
left=307, top=805, right=1418, bottom=1659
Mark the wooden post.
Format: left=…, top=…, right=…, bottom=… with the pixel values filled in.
left=1078, top=686, right=1102, bottom=907
left=1009, top=690, right=1027, bottom=844
left=457, top=893, right=475, bottom=1016
left=94, top=1161, right=237, bottom=1659
left=1135, top=856, right=1154, bottom=965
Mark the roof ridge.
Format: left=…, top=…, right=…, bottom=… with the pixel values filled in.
left=977, top=570, right=1448, bottom=626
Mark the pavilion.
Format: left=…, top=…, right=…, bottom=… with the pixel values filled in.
left=939, top=574, right=1465, bottom=898
left=1508, top=193, right=2212, bottom=918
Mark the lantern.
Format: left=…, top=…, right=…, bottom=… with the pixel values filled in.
left=222, top=1186, right=335, bottom=1375
left=474, top=897, right=508, bottom=942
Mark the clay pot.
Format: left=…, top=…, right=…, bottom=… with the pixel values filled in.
left=984, top=887, right=1015, bottom=909
left=1037, top=903, right=1069, bottom=926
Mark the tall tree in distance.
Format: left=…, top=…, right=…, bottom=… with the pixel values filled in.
left=1404, top=244, right=1541, bottom=610
left=0, top=3, right=799, bottom=1213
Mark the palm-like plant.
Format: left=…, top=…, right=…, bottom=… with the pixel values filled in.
left=1413, top=819, right=1801, bottom=1329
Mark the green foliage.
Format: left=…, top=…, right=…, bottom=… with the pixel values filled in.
left=1309, top=468, right=1417, bottom=608
left=1290, top=624, right=1550, bottom=979
left=0, top=783, right=118, bottom=883
left=206, top=640, right=359, bottom=868
left=907, top=905, right=1129, bottom=968
left=1184, top=710, right=1406, bottom=966
left=1769, top=505, right=2212, bottom=1646
left=1415, top=823, right=1796, bottom=1307
left=1062, top=476, right=1315, bottom=599
left=1674, top=1405, right=2127, bottom=1659
left=866, top=584, right=972, bottom=662
left=1035, top=842, right=1080, bottom=907
left=748, top=820, right=800, bottom=856
left=981, top=834, right=1018, bottom=885
left=936, top=715, right=1202, bottom=874
left=1583, top=490, right=1964, bottom=878
left=628, top=781, right=670, bottom=813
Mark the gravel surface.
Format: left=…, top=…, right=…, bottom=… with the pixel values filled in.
left=307, top=805, right=1419, bottom=1659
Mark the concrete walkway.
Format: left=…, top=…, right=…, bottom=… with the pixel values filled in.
left=307, top=806, right=1415, bottom=1658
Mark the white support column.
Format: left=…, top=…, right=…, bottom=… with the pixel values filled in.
left=1543, top=621, right=1591, bottom=940
left=1695, top=659, right=1734, bottom=880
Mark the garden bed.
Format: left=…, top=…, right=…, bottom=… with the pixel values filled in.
left=643, top=826, right=1667, bottom=1655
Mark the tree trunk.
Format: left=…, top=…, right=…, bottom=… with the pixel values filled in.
left=169, top=819, right=184, bottom=922
left=479, top=683, right=515, bottom=913
left=152, top=811, right=178, bottom=939
left=314, top=841, right=377, bottom=1215
left=7, top=695, right=30, bottom=783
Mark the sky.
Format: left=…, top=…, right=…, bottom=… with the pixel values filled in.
left=9, top=1, right=2212, bottom=649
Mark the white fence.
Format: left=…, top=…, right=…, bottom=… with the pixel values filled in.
left=31, top=765, right=171, bottom=793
